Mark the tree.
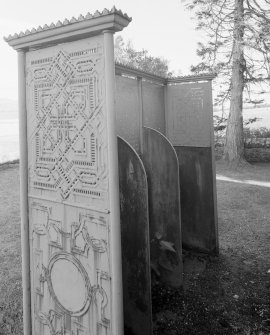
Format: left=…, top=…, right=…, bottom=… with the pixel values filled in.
left=114, top=35, right=173, bottom=77
left=183, top=0, right=270, bottom=166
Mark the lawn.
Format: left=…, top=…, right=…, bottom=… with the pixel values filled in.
left=0, top=161, right=269, bottom=334
left=0, top=163, right=22, bottom=334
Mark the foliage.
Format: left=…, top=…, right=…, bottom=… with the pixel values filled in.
left=114, top=35, right=173, bottom=77
left=183, top=0, right=270, bottom=164
left=183, top=0, right=270, bottom=107
left=214, top=114, right=261, bottom=133
left=244, top=126, right=270, bottom=138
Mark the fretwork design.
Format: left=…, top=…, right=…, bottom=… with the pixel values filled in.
left=27, top=45, right=108, bottom=201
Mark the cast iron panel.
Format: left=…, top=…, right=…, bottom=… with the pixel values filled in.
left=118, top=137, right=152, bottom=335
left=175, top=146, right=218, bottom=254
left=142, top=127, right=183, bottom=287
left=26, top=39, right=108, bottom=209
left=29, top=199, right=111, bottom=335
left=142, top=81, right=165, bottom=134
left=167, top=82, right=212, bottom=147
left=115, top=76, right=140, bottom=153
left=26, top=37, right=113, bottom=335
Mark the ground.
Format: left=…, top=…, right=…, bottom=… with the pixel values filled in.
left=0, top=161, right=269, bottom=334
left=153, top=161, right=270, bottom=335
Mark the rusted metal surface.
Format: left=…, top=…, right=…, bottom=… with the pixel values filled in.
left=118, top=137, right=153, bottom=335
left=175, top=146, right=218, bottom=254
left=142, top=81, right=165, bottom=135
left=142, top=127, right=183, bottom=287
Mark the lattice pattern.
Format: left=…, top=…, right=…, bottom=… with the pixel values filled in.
left=28, top=45, right=108, bottom=201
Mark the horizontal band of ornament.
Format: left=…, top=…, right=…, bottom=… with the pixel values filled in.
left=29, top=193, right=110, bottom=214
left=4, top=7, right=131, bottom=42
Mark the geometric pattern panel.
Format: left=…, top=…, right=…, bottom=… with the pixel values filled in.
left=167, top=82, right=212, bottom=147
left=26, top=37, right=113, bottom=335
left=29, top=199, right=111, bottom=335
left=26, top=38, right=108, bottom=207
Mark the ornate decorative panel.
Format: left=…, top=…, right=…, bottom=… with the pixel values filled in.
left=26, top=37, right=112, bottom=335
left=29, top=199, right=111, bottom=334
left=26, top=38, right=108, bottom=209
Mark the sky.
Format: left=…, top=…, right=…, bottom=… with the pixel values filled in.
left=0, top=0, right=201, bottom=101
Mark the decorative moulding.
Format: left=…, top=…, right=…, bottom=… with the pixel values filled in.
left=115, top=62, right=216, bottom=84
left=167, top=73, right=217, bottom=83
left=4, top=7, right=132, bottom=51
left=115, top=61, right=167, bottom=84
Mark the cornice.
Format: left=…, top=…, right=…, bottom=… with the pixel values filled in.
left=4, top=7, right=132, bottom=51
left=115, top=62, right=216, bottom=83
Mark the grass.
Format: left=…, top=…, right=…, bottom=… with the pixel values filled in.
left=0, top=164, right=22, bottom=335
left=0, top=162, right=270, bottom=334
left=153, top=161, right=270, bottom=334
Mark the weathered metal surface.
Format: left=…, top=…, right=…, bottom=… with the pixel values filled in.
left=115, top=76, right=141, bottom=152
left=142, top=127, right=183, bottom=287
left=118, top=137, right=153, bottom=335
left=166, top=82, right=212, bottom=147
left=175, top=146, right=218, bottom=254
left=142, top=81, right=165, bottom=135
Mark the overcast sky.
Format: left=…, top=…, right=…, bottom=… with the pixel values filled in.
left=0, top=0, right=201, bottom=100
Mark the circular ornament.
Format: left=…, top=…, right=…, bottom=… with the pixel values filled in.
left=47, top=252, right=91, bottom=316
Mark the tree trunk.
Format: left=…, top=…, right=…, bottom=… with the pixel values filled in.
left=223, top=0, right=246, bottom=167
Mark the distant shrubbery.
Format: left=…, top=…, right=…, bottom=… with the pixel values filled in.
left=243, top=127, right=270, bottom=139
left=215, top=126, right=270, bottom=162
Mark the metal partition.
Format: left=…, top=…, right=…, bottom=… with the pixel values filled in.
left=115, top=66, right=218, bottom=255
left=118, top=137, right=152, bottom=335
left=115, top=65, right=166, bottom=154
left=142, top=81, right=165, bottom=134
left=115, top=76, right=141, bottom=152
left=142, top=127, right=182, bottom=287
left=167, top=80, right=218, bottom=254
left=5, top=9, right=132, bottom=335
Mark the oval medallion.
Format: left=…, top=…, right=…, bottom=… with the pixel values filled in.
left=47, top=252, right=91, bottom=316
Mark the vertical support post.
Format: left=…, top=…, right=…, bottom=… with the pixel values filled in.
left=164, top=83, right=169, bottom=138
left=137, top=76, right=143, bottom=154
left=18, top=50, right=32, bottom=335
left=208, top=80, right=219, bottom=253
left=103, top=30, right=124, bottom=335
